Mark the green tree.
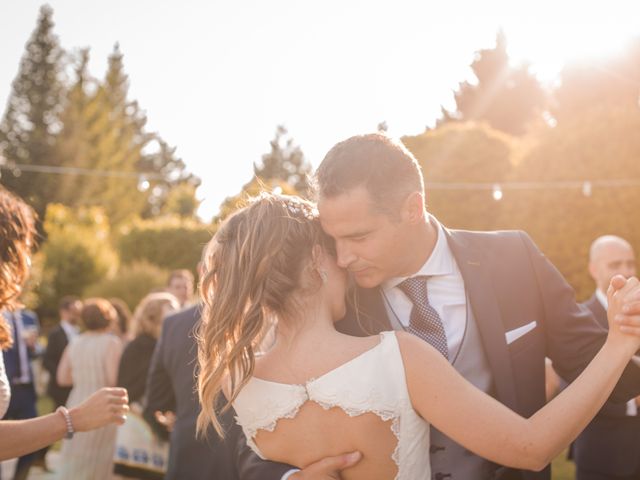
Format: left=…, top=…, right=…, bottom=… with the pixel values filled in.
left=53, top=48, right=98, bottom=204
left=498, top=104, right=640, bottom=300
left=254, top=125, right=312, bottom=196
left=138, top=139, right=201, bottom=218
left=402, top=122, right=515, bottom=231
left=75, top=44, right=151, bottom=224
left=84, top=261, right=170, bottom=311
left=161, top=182, right=201, bottom=218
left=441, top=31, right=546, bottom=136
left=117, top=216, right=212, bottom=272
left=215, top=177, right=297, bottom=223
left=53, top=44, right=199, bottom=224
left=35, top=204, right=119, bottom=318
left=0, top=5, right=66, bottom=216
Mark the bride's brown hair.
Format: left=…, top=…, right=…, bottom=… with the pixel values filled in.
left=0, top=188, right=36, bottom=350
left=196, top=193, right=334, bottom=437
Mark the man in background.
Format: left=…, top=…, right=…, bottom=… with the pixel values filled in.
left=573, top=235, right=640, bottom=480
left=144, top=302, right=242, bottom=479
left=43, top=296, right=81, bottom=408
left=33, top=295, right=82, bottom=471
left=166, top=270, right=194, bottom=308
left=1, top=308, right=41, bottom=480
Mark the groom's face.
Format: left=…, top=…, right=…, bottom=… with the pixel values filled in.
left=318, top=185, right=413, bottom=289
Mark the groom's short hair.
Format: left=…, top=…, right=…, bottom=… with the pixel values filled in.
left=314, top=133, right=424, bottom=217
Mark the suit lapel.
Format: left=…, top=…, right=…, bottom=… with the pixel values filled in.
left=445, top=228, right=519, bottom=409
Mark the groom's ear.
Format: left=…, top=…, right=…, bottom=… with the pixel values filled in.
left=402, top=192, right=425, bottom=224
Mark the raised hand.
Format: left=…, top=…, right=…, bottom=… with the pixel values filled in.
left=70, top=387, right=129, bottom=432
left=608, top=275, right=640, bottom=353
left=154, top=410, right=176, bottom=432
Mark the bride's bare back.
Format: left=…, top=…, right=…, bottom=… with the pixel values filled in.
left=256, top=402, right=398, bottom=479
left=233, top=332, right=433, bottom=480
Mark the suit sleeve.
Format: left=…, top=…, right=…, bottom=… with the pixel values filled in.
left=43, top=330, right=63, bottom=376
left=596, top=400, right=632, bottom=418
left=118, top=341, right=148, bottom=404
left=143, top=326, right=176, bottom=441
left=520, top=231, right=640, bottom=403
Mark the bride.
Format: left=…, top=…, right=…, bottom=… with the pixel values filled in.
left=196, top=193, right=640, bottom=480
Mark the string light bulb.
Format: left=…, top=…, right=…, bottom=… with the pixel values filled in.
left=492, top=184, right=503, bottom=201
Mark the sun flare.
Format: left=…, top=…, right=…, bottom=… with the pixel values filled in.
left=501, top=2, right=640, bottom=81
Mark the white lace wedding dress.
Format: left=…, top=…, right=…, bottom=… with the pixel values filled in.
left=233, top=331, right=432, bottom=479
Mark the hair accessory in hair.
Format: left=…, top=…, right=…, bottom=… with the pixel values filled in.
left=284, top=198, right=318, bottom=221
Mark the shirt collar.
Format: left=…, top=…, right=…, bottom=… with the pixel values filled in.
left=382, top=217, right=454, bottom=291
left=60, top=320, right=79, bottom=337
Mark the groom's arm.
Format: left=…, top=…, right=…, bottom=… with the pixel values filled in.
left=520, top=232, right=640, bottom=402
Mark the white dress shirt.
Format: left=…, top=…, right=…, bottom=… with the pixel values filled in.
left=60, top=320, right=79, bottom=341
left=381, top=219, right=467, bottom=359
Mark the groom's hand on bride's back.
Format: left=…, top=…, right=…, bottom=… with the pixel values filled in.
left=290, top=451, right=362, bottom=479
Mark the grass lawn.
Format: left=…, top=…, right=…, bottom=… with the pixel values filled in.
left=552, top=449, right=576, bottom=480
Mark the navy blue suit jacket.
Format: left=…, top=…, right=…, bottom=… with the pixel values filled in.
left=572, top=294, right=640, bottom=476
left=2, top=310, right=39, bottom=390
left=43, top=324, right=71, bottom=406
left=334, top=229, right=640, bottom=480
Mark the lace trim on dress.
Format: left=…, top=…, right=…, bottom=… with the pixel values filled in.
left=239, top=400, right=305, bottom=459
left=239, top=388, right=404, bottom=478
left=236, top=383, right=308, bottom=459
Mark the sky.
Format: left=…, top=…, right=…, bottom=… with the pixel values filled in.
left=1, top=0, right=639, bottom=219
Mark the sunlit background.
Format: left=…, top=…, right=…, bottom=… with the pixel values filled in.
left=1, top=0, right=639, bottom=219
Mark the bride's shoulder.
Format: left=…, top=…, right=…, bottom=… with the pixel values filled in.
left=393, top=330, right=418, bottom=347
left=393, top=331, right=441, bottom=361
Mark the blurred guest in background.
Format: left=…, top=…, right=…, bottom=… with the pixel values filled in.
left=1, top=308, right=41, bottom=480
left=57, top=298, right=124, bottom=479
left=144, top=301, right=237, bottom=479
left=110, top=297, right=133, bottom=342
left=37, top=295, right=82, bottom=470
left=114, top=292, right=179, bottom=479
left=573, top=235, right=640, bottom=480
left=166, top=270, right=194, bottom=308
left=43, top=296, right=82, bottom=408
left=117, top=292, right=179, bottom=405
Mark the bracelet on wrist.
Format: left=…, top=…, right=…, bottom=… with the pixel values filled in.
left=56, top=406, right=75, bottom=439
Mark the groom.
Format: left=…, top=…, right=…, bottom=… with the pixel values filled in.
left=235, top=133, right=640, bottom=480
